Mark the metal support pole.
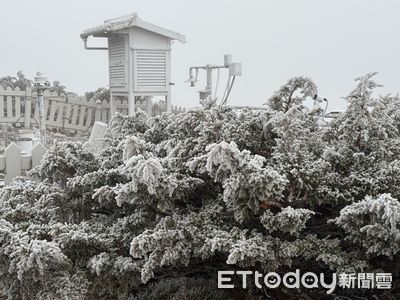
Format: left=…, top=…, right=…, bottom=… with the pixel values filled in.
left=37, top=90, right=46, bottom=145
left=128, top=92, right=135, bottom=114
left=110, top=91, right=116, bottom=117
left=34, top=71, right=50, bottom=145
left=145, top=96, right=153, bottom=117
left=167, top=83, right=174, bottom=113
left=128, top=48, right=135, bottom=115
left=206, top=65, right=213, bottom=94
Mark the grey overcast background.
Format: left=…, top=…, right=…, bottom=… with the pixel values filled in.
left=1, top=0, right=399, bottom=111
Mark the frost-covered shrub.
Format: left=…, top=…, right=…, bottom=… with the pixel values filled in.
left=188, top=141, right=287, bottom=223
left=30, top=141, right=100, bottom=184
left=132, top=277, right=232, bottom=300
left=333, top=193, right=400, bottom=257
left=267, top=76, right=317, bottom=112
left=1, top=74, right=400, bottom=299
left=261, top=206, right=314, bottom=236
left=110, top=110, right=149, bottom=143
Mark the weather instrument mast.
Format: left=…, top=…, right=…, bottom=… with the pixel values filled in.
left=33, top=72, right=51, bottom=145
left=187, top=54, right=242, bottom=105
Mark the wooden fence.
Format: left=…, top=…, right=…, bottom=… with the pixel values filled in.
left=0, top=86, right=186, bottom=132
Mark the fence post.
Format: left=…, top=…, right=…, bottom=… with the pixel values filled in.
left=84, top=121, right=108, bottom=153
left=95, top=100, right=102, bottom=121
left=0, top=86, right=4, bottom=120
left=6, top=87, right=12, bottom=118
left=32, top=143, right=46, bottom=168
left=5, top=143, right=21, bottom=185
left=25, top=88, right=32, bottom=128
left=62, top=93, right=69, bottom=130
left=2, top=123, right=8, bottom=148
left=145, top=96, right=152, bottom=117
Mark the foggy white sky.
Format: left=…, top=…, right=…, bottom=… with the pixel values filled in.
left=1, top=0, right=399, bottom=112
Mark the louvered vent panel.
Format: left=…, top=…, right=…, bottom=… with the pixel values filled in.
left=108, top=36, right=126, bottom=88
left=137, top=50, right=167, bottom=89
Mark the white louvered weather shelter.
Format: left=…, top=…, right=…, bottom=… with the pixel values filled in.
left=80, top=13, right=186, bottom=115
